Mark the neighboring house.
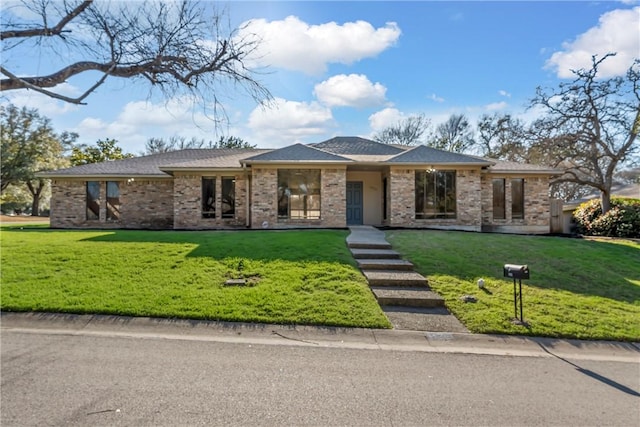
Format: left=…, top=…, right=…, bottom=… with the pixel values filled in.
left=561, top=182, right=640, bottom=234
left=39, top=137, right=559, bottom=233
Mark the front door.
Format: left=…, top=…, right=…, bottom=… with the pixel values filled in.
left=346, top=181, right=363, bottom=225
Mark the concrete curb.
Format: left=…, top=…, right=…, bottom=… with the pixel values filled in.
left=2, top=312, right=638, bottom=363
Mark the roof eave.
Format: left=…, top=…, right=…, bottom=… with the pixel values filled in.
left=241, top=160, right=352, bottom=165
left=484, top=169, right=562, bottom=175
left=158, top=166, right=245, bottom=173
left=36, top=172, right=172, bottom=179
left=387, top=162, right=492, bottom=167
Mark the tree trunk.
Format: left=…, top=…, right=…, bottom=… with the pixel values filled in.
left=26, top=179, right=44, bottom=217
left=600, top=190, right=611, bottom=214
left=31, top=193, right=40, bottom=216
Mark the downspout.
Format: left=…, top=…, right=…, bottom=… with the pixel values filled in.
left=244, top=163, right=251, bottom=228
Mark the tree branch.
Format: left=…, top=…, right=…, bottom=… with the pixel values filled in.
left=1, top=58, right=185, bottom=91
left=0, top=0, right=93, bottom=40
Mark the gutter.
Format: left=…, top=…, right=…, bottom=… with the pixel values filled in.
left=244, top=163, right=251, bottom=228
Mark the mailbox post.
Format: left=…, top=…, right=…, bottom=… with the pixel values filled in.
left=503, top=264, right=529, bottom=325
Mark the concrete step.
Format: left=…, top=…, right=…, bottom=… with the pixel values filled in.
left=357, top=259, right=414, bottom=271
left=350, top=248, right=401, bottom=259
left=347, top=241, right=392, bottom=250
left=370, top=287, right=444, bottom=308
left=362, top=270, right=428, bottom=287
left=382, top=306, right=469, bottom=332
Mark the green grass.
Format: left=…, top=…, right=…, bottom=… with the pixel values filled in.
left=0, top=226, right=391, bottom=329
left=387, top=230, right=640, bottom=341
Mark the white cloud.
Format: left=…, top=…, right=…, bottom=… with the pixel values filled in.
left=485, top=101, right=508, bottom=111
left=72, top=97, right=219, bottom=153
left=3, top=82, right=81, bottom=117
left=239, top=16, right=401, bottom=74
left=368, top=107, right=404, bottom=131
left=429, top=93, right=445, bottom=103
left=314, top=74, right=386, bottom=108
left=498, top=90, right=511, bottom=98
left=546, top=7, right=640, bottom=78
left=247, top=97, right=334, bottom=146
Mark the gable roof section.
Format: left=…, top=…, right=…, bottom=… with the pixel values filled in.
left=386, top=145, right=493, bottom=165
left=311, top=136, right=404, bottom=155
left=242, top=143, right=351, bottom=163
left=38, top=149, right=256, bottom=178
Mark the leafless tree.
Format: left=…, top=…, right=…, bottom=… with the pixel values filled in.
left=477, top=113, right=528, bottom=161
left=1, top=0, right=271, bottom=122
left=373, top=114, right=431, bottom=146
left=530, top=53, right=640, bottom=213
left=431, top=114, right=475, bottom=153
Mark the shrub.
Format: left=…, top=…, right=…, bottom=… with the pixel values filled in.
left=574, top=197, right=640, bottom=238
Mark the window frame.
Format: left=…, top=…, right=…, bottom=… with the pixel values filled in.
left=221, top=176, right=235, bottom=219
left=511, top=178, right=525, bottom=220
left=492, top=178, right=506, bottom=220
left=106, top=181, right=120, bottom=221
left=415, top=170, right=457, bottom=219
left=202, top=177, right=216, bottom=219
left=277, top=169, right=321, bottom=220
left=86, top=181, right=100, bottom=220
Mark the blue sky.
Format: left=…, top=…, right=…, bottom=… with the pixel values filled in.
left=2, top=1, right=639, bottom=154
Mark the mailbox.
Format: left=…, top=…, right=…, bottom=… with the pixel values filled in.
left=503, top=264, right=530, bottom=280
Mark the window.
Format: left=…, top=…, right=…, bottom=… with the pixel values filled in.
left=278, top=170, right=321, bottom=219
left=86, top=181, right=100, bottom=220
left=221, top=177, right=235, bottom=218
left=511, top=178, right=524, bottom=219
left=415, top=170, right=456, bottom=219
left=106, top=181, right=120, bottom=221
left=492, top=179, right=506, bottom=220
left=202, top=177, right=216, bottom=218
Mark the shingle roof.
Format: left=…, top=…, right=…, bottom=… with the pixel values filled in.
left=37, top=140, right=559, bottom=178
left=242, top=143, right=351, bottom=163
left=38, top=149, right=256, bottom=177
left=386, top=145, right=492, bottom=165
left=160, top=150, right=270, bottom=170
left=311, top=137, right=404, bottom=155
left=485, top=158, right=561, bottom=174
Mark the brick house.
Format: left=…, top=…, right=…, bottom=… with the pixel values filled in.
left=40, top=137, right=558, bottom=233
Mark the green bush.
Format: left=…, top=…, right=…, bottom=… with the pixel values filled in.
left=574, top=197, right=640, bottom=238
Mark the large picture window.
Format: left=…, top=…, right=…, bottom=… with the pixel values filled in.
left=86, top=181, right=100, bottom=220
left=202, top=177, right=216, bottom=218
left=415, top=170, right=456, bottom=219
left=511, top=178, right=524, bottom=219
left=106, top=181, right=120, bottom=221
left=278, top=170, right=321, bottom=220
left=492, top=179, right=506, bottom=220
left=221, top=177, right=235, bottom=218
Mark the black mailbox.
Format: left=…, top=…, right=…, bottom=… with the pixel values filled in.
left=503, top=264, right=530, bottom=280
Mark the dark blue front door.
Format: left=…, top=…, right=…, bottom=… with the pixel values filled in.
left=346, top=181, right=363, bottom=225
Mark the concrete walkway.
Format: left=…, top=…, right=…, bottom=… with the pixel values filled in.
left=347, top=226, right=468, bottom=333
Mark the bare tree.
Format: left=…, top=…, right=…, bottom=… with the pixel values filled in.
left=477, top=113, right=528, bottom=161
left=1, top=0, right=271, bottom=120
left=144, top=136, right=206, bottom=154
left=431, top=114, right=475, bottom=153
left=144, top=135, right=255, bottom=154
left=530, top=53, right=640, bottom=213
left=373, top=114, right=431, bottom=146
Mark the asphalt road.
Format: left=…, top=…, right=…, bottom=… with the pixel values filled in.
left=2, top=328, right=639, bottom=426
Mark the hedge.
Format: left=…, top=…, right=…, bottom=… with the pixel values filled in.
left=573, top=197, right=640, bottom=238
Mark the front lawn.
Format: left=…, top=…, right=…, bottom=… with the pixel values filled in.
left=387, top=230, right=640, bottom=341
left=0, top=227, right=391, bottom=329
